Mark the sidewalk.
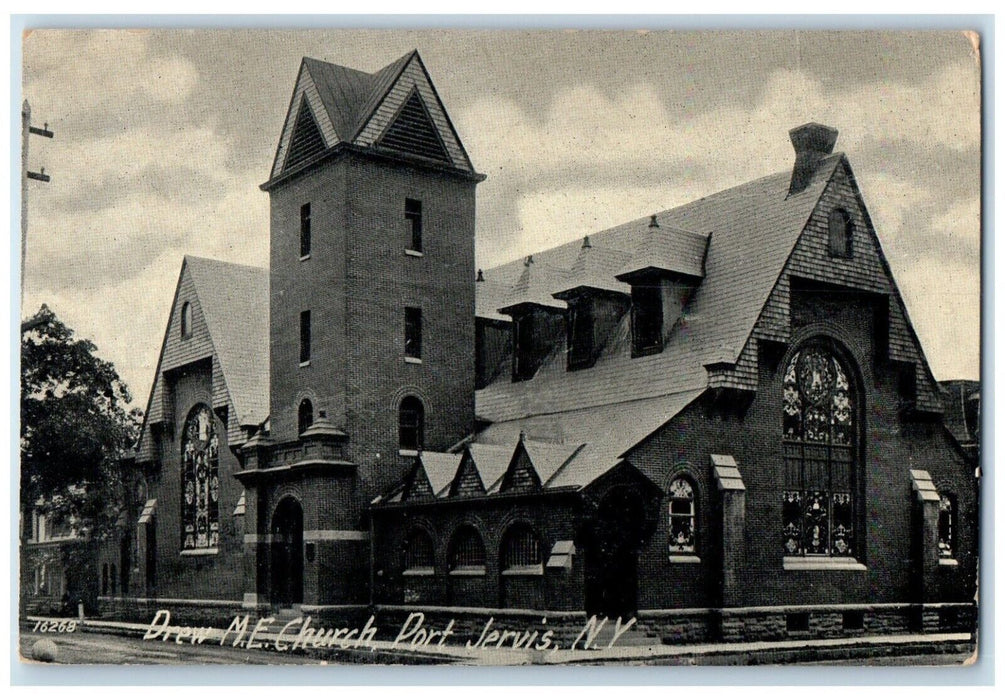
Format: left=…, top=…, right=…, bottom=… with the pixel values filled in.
left=24, top=615, right=974, bottom=666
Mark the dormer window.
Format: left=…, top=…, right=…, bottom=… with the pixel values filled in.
left=631, top=284, right=663, bottom=356
left=828, top=208, right=853, bottom=258
left=567, top=298, right=595, bottom=370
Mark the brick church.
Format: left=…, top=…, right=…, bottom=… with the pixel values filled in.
left=105, top=50, right=978, bottom=641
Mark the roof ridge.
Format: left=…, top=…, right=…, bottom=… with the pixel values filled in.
left=484, top=153, right=845, bottom=276
left=350, top=50, right=418, bottom=142
left=184, top=254, right=267, bottom=275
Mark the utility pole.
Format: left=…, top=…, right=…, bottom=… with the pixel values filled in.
left=21, top=100, right=54, bottom=294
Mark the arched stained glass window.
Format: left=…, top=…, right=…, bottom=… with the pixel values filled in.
left=668, top=477, right=697, bottom=555
left=181, top=404, right=220, bottom=553
left=782, top=345, right=856, bottom=557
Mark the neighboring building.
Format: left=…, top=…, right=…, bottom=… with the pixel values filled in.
left=21, top=503, right=97, bottom=616
left=940, top=379, right=980, bottom=462
left=110, top=50, right=977, bottom=642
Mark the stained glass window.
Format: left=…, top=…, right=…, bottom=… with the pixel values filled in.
left=782, top=345, right=856, bottom=557
left=938, top=494, right=956, bottom=559
left=668, top=477, right=696, bottom=554
left=181, top=405, right=220, bottom=552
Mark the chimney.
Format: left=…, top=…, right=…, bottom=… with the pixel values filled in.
left=788, top=123, right=838, bottom=195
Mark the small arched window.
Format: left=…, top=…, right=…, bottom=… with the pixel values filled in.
left=939, top=494, right=957, bottom=560
left=828, top=208, right=853, bottom=258
left=180, top=301, right=193, bottom=339
left=399, top=396, right=425, bottom=451
left=298, top=398, right=313, bottom=435
left=668, top=477, right=697, bottom=555
left=501, top=524, right=542, bottom=572
left=448, top=525, right=485, bottom=572
left=404, top=528, right=435, bottom=572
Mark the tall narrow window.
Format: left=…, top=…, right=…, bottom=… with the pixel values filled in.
left=449, top=525, right=486, bottom=572
left=399, top=396, right=424, bottom=451
left=180, top=302, right=193, bottom=339
left=298, top=398, right=314, bottom=435
left=939, top=493, right=957, bottom=560
left=405, top=307, right=422, bottom=360
left=300, top=202, right=312, bottom=258
left=300, top=310, right=311, bottom=364
left=828, top=208, right=853, bottom=258
left=631, top=284, right=663, bottom=356
left=180, top=404, right=220, bottom=553
left=782, top=344, right=857, bottom=557
left=501, top=524, right=542, bottom=572
left=567, top=299, right=595, bottom=370
left=668, top=477, right=697, bottom=555
left=405, top=198, right=423, bottom=252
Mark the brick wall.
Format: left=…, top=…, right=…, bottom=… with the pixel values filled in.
left=625, top=296, right=976, bottom=611
left=372, top=495, right=584, bottom=611
left=140, top=362, right=246, bottom=602
left=343, top=156, right=477, bottom=502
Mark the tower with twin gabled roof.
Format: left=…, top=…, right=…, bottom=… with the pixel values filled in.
left=241, top=50, right=484, bottom=608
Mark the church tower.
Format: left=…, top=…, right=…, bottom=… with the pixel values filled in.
left=240, top=51, right=483, bottom=608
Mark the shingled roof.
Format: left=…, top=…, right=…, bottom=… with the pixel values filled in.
left=268, top=50, right=476, bottom=183
left=449, top=153, right=847, bottom=494
left=185, top=256, right=270, bottom=426
left=135, top=256, right=269, bottom=461
left=302, top=52, right=413, bottom=145
left=477, top=153, right=843, bottom=425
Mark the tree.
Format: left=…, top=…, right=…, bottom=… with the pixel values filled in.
left=20, top=304, right=142, bottom=537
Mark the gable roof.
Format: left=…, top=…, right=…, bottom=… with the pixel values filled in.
left=184, top=256, right=270, bottom=427
left=418, top=451, right=463, bottom=497
left=269, top=51, right=476, bottom=182
left=135, top=256, right=269, bottom=461
left=477, top=154, right=843, bottom=425
left=466, top=443, right=512, bottom=493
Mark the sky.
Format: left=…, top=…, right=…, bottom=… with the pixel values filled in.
left=20, top=29, right=981, bottom=409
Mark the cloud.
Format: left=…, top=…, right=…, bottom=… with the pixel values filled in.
left=460, top=59, right=980, bottom=380
left=25, top=125, right=268, bottom=295
left=24, top=30, right=200, bottom=126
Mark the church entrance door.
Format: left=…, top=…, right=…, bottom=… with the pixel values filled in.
left=584, top=486, right=646, bottom=619
left=270, top=497, right=304, bottom=607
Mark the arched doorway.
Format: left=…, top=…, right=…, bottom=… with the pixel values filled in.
left=584, top=486, right=647, bottom=619
left=270, top=497, right=304, bottom=607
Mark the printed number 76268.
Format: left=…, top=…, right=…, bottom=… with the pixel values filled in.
left=32, top=620, right=77, bottom=633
